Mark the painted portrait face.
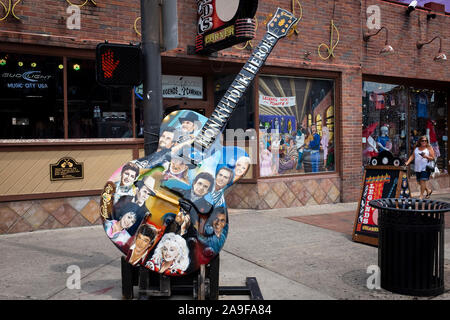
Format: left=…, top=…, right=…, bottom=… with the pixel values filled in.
left=161, top=242, right=179, bottom=262
left=213, top=213, right=226, bottom=236
left=159, top=130, right=174, bottom=150
left=235, top=157, right=250, bottom=177
left=311, top=125, right=317, bottom=134
left=136, top=184, right=152, bottom=203
left=170, top=158, right=188, bottom=175
left=181, top=120, right=195, bottom=133
left=193, top=178, right=211, bottom=197
left=215, top=168, right=232, bottom=189
left=120, top=212, right=136, bottom=229
left=121, top=169, right=137, bottom=187
left=134, top=233, right=152, bottom=255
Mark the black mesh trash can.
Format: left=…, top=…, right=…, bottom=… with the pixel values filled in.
left=369, top=198, right=450, bottom=297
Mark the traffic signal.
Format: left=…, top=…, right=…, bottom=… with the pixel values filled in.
left=95, top=43, right=143, bottom=86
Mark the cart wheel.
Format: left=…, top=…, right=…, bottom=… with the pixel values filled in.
left=370, top=158, right=378, bottom=166
left=393, top=159, right=401, bottom=167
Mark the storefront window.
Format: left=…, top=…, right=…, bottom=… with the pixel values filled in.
left=362, top=81, right=448, bottom=173
left=362, top=82, right=408, bottom=165
left=0, top=52, right=64, bottom=139
left=67, top=59, right=132, bottom=138
left=0, top=52, right=133, bottom=140
left=258, top=75, right=335, bottom=176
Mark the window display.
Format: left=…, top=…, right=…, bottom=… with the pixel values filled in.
left=362, top=81, right=448, bottom=173
left=362, top=82, right=408, bottom=166
left=258, top=75, right=335, bottom=176
left=67, top=59, right=132, bottom=138
left=0, top=52, right=132, bottom=140
left=0, top=52, right=64, bottom=139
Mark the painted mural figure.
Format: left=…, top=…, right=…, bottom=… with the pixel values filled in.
left=146, top=233, right=190, bottom=275
left=175, top=112, right=198, bottom=145
left=162, top=157, right=193, bottom=184
left=307, top=125, right=321, bottom=173
left=104, top=212, right=136, bottom=246
left=113, top=162, right=139, bottom=204
left=210, top=165, right=234, bottom=206
left=157, top=127, right=176, bottom=152
left=233, top=156, right=251, bottom=182
left=127, top=223, right=161, bottom=266
left=198, top=207, right=228, bottom=254
left=113, top=175, right=154, bottom=236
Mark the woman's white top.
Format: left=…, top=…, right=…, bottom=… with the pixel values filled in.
left=414, top=147, right=430, bottom=172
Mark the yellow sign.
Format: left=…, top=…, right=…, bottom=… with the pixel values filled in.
left=205, top=26, right=235, bottom=45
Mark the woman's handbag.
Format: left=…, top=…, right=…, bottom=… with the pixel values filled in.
left=426, top=159, right=436, bottom=172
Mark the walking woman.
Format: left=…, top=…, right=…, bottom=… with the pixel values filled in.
left=405, top=136, right=435, bottom=199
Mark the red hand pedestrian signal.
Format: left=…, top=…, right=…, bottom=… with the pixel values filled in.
left=101, top=49, right=120, bottom=79
left=96, top=42, right=142, bottom=86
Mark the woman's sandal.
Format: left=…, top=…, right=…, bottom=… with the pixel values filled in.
left=425, top=190, right=433, bottom=199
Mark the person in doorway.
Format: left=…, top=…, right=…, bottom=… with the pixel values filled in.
left=405, top=136, right=435, bottom=199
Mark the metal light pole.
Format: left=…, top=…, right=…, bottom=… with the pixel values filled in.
left=141, top=0, right=163, bottom=156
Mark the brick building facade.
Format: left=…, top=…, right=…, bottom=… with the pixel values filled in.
left=0, top=0, right=448, bottom=234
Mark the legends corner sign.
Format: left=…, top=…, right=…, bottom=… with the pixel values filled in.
left=50, top=157, right=84, bottom=181
left=195, top=0, right=258, bottom=54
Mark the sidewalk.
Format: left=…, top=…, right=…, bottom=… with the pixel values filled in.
left=1, top=194, right=450, bottom=300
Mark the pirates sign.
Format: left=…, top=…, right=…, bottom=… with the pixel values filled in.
left=195, top=0, right=258, bottom=54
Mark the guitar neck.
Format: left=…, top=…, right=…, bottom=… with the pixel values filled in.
left=193, top=32, right=280, bottom=150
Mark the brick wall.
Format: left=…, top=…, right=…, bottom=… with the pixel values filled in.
left=0, top=0, right=140, bottom=48
left=362, top=0, right=450, bottom=81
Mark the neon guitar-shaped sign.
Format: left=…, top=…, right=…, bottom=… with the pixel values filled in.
left=100, top=7, right=298, bottom=276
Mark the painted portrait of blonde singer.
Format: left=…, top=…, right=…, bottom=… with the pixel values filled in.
left=146, top=233, right=190, bottom=276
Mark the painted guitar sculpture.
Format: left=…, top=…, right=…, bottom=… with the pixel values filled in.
left=100, top=8, right=298, bottom=276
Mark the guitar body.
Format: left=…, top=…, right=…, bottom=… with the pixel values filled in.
left=100, top=110, right=250, bottom=275
left=100, top=7, right=298, bottom=276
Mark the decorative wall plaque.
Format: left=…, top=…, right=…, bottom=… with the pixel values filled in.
left=50, top=157, right=84, bottom=181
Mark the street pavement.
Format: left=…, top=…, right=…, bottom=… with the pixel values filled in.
left=1, top=192, right=450, bottom=300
